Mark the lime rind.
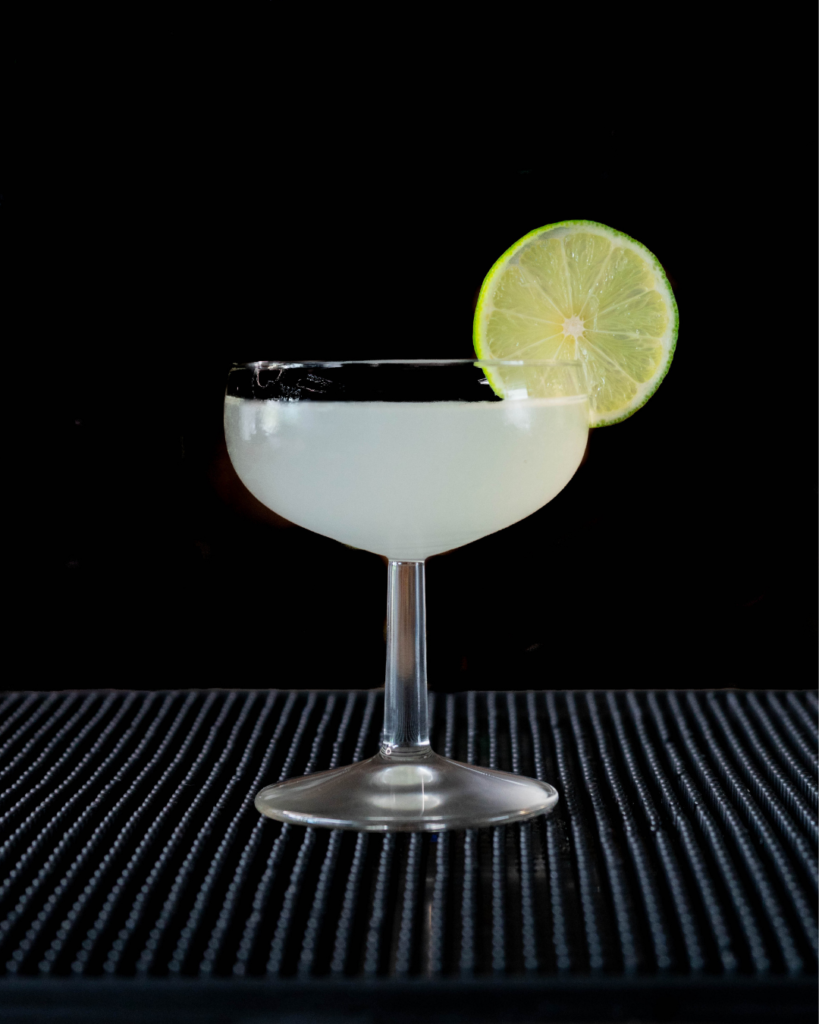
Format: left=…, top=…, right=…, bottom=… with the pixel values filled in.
left=473, top=220, right=679, bottom=427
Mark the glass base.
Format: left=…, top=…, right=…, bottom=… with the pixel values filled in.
left=254, top=748, right=559, bottom=831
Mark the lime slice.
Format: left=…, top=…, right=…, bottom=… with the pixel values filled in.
left=473, top=220, right=678, bottom=426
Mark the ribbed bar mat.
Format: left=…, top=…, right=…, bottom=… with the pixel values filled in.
left=0, top=690, right=816, bottom=1024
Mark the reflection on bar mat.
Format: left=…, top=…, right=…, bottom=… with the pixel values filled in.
left=0, top=689, right=815, bottom=1024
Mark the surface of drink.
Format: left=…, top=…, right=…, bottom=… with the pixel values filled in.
left=224, top=396, right=589, bottom=560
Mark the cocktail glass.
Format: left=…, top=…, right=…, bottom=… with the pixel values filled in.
left=225, top=360, right=589, bottom=831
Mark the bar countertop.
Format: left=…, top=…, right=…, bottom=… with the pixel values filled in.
left=0, top=689, right=816, bottom=1023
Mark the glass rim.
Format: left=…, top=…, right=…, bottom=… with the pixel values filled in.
left=234, top=359, right=583, bottom=369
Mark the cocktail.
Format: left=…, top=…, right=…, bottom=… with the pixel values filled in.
left=225, top=220, right=678, bottom=831
left=225, top=359, right=586, bottom=830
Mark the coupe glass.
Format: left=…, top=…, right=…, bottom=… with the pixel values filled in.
left=225, top=360, right=589, bottom=830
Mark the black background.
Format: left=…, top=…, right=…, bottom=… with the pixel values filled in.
left=41, top=17, right=816, bottom=694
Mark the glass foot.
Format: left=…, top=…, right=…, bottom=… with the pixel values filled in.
left=254, top=749, right=558, bottom=831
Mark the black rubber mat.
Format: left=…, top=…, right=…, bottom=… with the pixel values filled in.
left=0, top=689, right=816, bottom=1023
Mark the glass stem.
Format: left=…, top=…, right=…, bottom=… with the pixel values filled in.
left=381, top=560, right=430, bottom=756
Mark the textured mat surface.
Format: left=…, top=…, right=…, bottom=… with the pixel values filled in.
left=0, top=689, right=816, bottom=1022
